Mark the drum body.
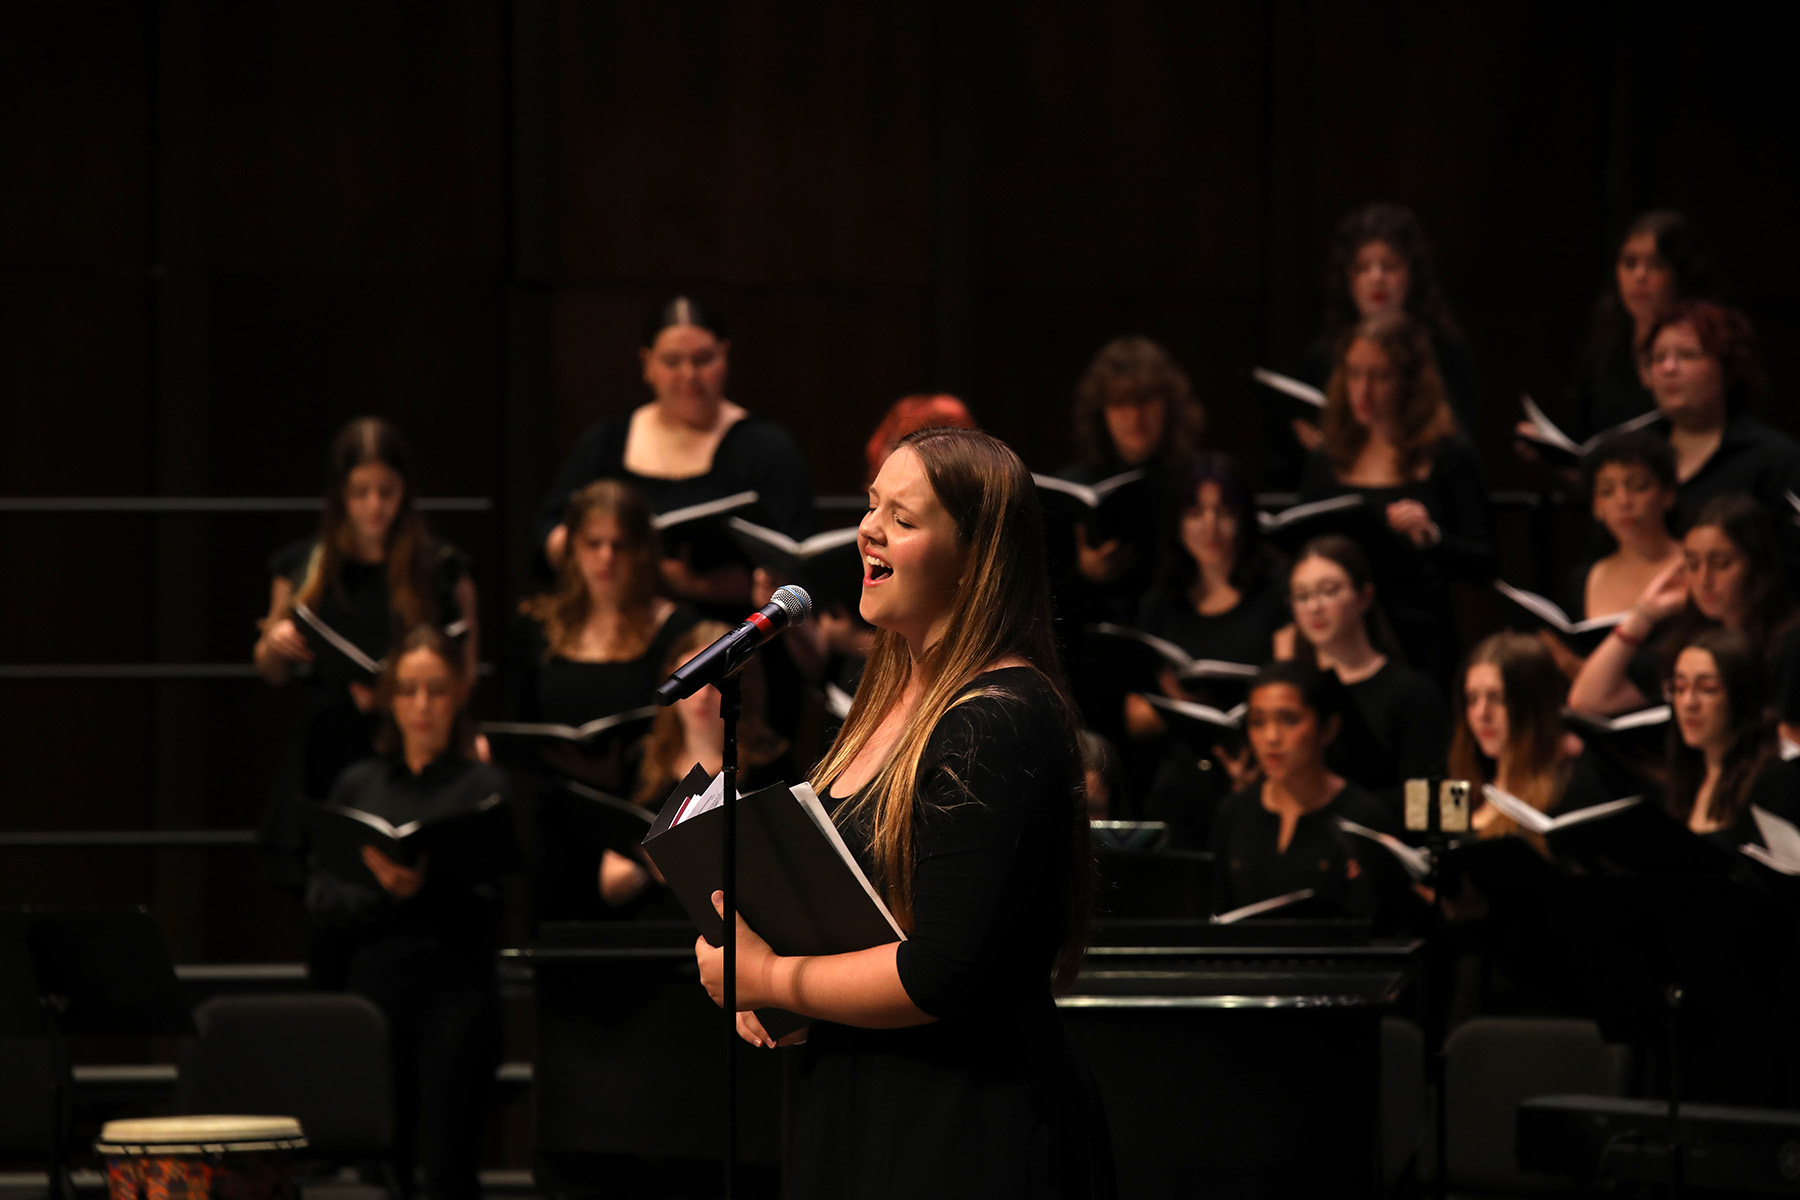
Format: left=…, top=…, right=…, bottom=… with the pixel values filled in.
left=95, top=1116, right=308, bottom=1200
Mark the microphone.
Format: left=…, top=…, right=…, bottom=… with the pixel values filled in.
left=653, top=585, right=813, bottom=705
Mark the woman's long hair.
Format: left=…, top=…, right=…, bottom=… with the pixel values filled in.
left=632, top=621, right=786, bottom=808
left=1153, top=452, right=1277, bottom=606
left=1070, top=335, right=1204, bottom=470
left=1581, top=210, right=1716, bottom=358
left=1287, top=535, right=1406, bottom=665
left=1448, top=633, right=1569, bottom=838
left=1664, top=629, right=1772, bottom=828
left=1321, top=203, right=1464, bottom=347
left=1653, top=494, right=1797, bottom=674
left=293, top=417, right=437, bottom=631
left=521, top=480, right=662, bottom=659
left=1321, top=310, right=1457, bottom=481
left=374, top=624, right=475, bottom=759
left=810, top=427, right=1090, bottom=992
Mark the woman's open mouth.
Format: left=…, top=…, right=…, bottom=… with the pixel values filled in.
left=864, top=553, right=893, bottom=585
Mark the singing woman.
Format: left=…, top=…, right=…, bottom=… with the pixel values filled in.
left=694, top=427, right=1113, bottom=1198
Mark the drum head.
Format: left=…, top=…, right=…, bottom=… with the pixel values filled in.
left=96, top=1115, right=307, bottom=1155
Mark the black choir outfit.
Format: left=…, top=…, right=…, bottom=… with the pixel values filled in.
left=1130, top=577, right=1288, bottom=839
left=1569, top=325, right=1655, bottom=442
left=1669, top=415, right=1800, bottom=534
left=792, top=668, right=1113, bottom=1200
left=500, top=607, right=699, bottom=922
left=1328, top=659, right=1451, bottom=815
left=1209, top=779, right=1398, bottom=917
left=305, top=752, right=520, bottom=1200
left=532, top=411, right=816, bottom=569
left=266, top=536, right=471, bottom=802
left=1297, top=437, right=1496, bottom=684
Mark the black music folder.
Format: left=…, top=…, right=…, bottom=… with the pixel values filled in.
left=725, top=518, right=863, bottom=611
left=480, top=707, right=655, bottom=786
left=640, top=765, right=904, bottom=1038
left=1514, top=395, right=1664, bottom=468
left=1491, top=580, right=1627, bottom=654
left=304, top=792, right=520, bottom=885
left=1084, top=622, right=1259, bottom=688
left=559, top=780, right=656, bottom=855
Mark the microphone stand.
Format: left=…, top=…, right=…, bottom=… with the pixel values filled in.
left=719, top=673, right=742, bottom=1200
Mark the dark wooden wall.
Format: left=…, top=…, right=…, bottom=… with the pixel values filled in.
left=2, top=0, right=1796, bottom=962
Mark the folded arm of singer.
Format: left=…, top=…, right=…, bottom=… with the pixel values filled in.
left=697, top=685, right=1069, bottom=1041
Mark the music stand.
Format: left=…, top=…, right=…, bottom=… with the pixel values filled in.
left=0, top=907, right=195, bottom=1200
left=1509, top=874, right=1793, bottom=1197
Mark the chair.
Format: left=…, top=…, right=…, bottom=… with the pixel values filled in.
left=1442, top=1016, right=1630, bottom=1196
left=175, top=994, right=396, bottom=1196
left=0, top=1036, right=54, bottom=1162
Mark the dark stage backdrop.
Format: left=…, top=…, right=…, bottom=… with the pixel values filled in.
left=2, top=0, right=1797, bottom=962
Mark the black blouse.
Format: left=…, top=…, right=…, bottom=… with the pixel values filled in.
left=1328, top=659, right=1450, bottom=813
left=306, top=753, right=520, bottom=953
left=267, top=537, right=470, bottom=800
left=1135, top=575, right=1288, bottom=674
left=1669, top=415, right=1800, bottom=534
left=1297, top=437, right=1495, bottom=675
left=791, top=668, right=1109, bottom=1199
left=532, top=410, right=815, bottom=566
left=500, top=607, right=699, bottom=727
left=1210, top=779, right=1398, bottom=916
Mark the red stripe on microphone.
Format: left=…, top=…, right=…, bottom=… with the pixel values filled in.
left=746, top=611, right=774, bottom=636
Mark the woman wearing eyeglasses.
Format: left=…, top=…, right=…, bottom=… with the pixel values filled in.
left=1569, top=494, right=1800, bottom=718
left=1644, top=300, right=1800, bottom=535
left=1663, top=629, right=1778, bottom=840
left=1276, top=536, right=1448, bottom=814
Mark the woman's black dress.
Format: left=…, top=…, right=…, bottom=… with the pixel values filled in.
left=789, top=667, right=1114, bottom=1200
left=1297, top=439, right=1495, bottom=688
left=500, top=608, right=699, bottom=923
left=1209, top=779, right=1398, bottom=916
left=1132, top=578, right=1287, bottom=837
left=532, top=411, right=816, bottom=570
left=1328, top=659, right=1451, bottom=818
left=305, top=753, right=520, bottom=1200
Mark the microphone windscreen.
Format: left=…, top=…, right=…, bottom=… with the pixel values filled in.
left=773, top=584, right=813, bottom=626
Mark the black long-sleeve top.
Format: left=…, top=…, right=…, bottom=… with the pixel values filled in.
left=305, top=753, right=520, bottom=956
left=267, top=537, right=470, bottom=801
left=1209, top=779, right=1398, bottom=916
left=499, top=607, right=699, bottom=728
left=1298, top=437, right=1495, bottom=676
left=532, top=410, right=815, bottom=566
left=1670, top=415, right=1800, bottom=534
left=1328, top=659, right=1451, bottom=815
left=791, top=667, right=1107, bottom=1199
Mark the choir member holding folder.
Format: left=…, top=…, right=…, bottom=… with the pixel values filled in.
left=1277, top=537, right=1448, bottom=814
left=304, top=627, right=519, bottom=1200
left=1051, top=335, right=1203, bottom=622
left=253, top=418, right=477, bottom=983
left=1208, top=662, right=1399, bottom=919
left=1122, top=453, right=1285, bottom=832
left=694, top=427, right=1113, bottom=1199
left=500, top=479, right=696, bottom=919
left=1274, top=203, right=1475, bottom=484
left=1296, top=311, right=1494, bottom=682
left=1449, top=633, right=1607, bottom=841
left=532, top=296, right=814, bottom=605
